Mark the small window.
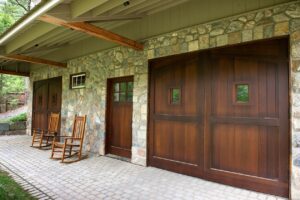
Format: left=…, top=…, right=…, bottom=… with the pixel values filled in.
left=171, top=88, right=181, bottom=104
left=70, top=73, right=86, bottom=89
left=236, top=84, right=249, bottom=103
left=114, top=83, right=119, bottom=92
left=128, top=82, right=133, bottom=92
left=113, top=81, right=133, bottom=103
left=120, top=82, right=127, bottom=92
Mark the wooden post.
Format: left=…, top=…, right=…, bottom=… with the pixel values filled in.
left=5, top=99, right=7, bottom=112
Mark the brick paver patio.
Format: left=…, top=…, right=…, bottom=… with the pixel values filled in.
left=0, top=135, right=287, bottom=200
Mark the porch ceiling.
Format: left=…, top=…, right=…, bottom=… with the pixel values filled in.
left=0, top=0, right=190, bottom=74
left=0, top=0, right=296, bottom=75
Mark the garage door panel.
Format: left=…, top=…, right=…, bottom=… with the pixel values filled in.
left=211, top=124, right=279, bottom=179
left=149, top=38, right=289, bottom=197
left=212, top=57, right=279, bottom=118
left=264, top=62, right=278, bottom=118
left=153, top=59, right=200, bottom=116
left=257, top=62, right=278, bottom=118
left=153, top=120, right=199, bottom=165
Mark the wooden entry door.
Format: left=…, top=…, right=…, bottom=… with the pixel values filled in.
left=106, top=76, right=133, bottom=158
left=148, top=38, right=289, bottom=197
left=32, top=77, right=62, bottom=135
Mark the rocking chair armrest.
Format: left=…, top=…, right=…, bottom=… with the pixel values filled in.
left=55, top=135, right=72, bottom=138
left=63, top=137, right=81, bottom=146
left=45, top=130, right=58, bottom=135
left=64, top=137, right=81, bottom=142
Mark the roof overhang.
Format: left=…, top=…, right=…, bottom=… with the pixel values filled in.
left=0, top=0, right=295, bottom=76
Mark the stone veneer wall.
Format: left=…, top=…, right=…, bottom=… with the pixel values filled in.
left=27, top=2, right=300, bottom=198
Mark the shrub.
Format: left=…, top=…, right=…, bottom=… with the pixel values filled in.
left=9, top=113, right=27, bottom=123
left=0, top=113, right=27, bottom=123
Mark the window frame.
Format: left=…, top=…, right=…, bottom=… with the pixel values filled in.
left=231, top=81, right=253, bottom=106
left=70, top=72, right=86, bottom=89
left=113, top=81, right=134, bottom=103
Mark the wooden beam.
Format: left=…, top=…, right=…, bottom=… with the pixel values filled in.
left=0, top=69, right=30, bottom=77
left=39, top=15, right=144, bottom=50
left=1, top=54, right=67, bottom=68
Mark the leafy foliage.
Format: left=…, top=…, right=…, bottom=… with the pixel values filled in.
left=0, top=0, right=37, bottom=34
left=0, top=12, right=14, bottom=33
left=0, top=113, right=27, bottom=123
left=0, top=74, right=25, bottom=96
left=7, top=0, right=33, bottom=13
left=9, top=112, right=27, bottom=122
left=0, top=1, right=36, bottom=104
left=0, top=1, right=33, bottom=102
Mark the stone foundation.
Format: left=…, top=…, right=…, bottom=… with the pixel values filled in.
left=27, top=2, right=300, bottom=198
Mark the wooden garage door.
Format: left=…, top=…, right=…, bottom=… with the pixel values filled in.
left=148, top=38, right=289, bottom=197
left=32, top=77, right=62, bottom=135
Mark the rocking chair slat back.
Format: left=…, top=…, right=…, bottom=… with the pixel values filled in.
left=72, top=115, right=87, bottom=139
left=48, top=113, right=60, bottom=133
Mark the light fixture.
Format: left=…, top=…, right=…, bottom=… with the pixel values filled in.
left=0, top=0, right=62, bottom=45
left=123, top=1, right=130, bottom=6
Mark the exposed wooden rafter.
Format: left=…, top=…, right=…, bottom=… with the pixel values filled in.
left=1, top=54, right=67, bottom=68
left=39, top=15, right=144, bottom=51
left=0, top=69, right=30, bottom=77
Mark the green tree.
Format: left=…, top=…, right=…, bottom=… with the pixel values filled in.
left=7, top=0, right=33, bottom=13
left=0, top=0, right=35, bottom=34
left=0, top=0, right=33, bottom=102
left=0, top=12, right=14, bottom=33
left=0, top=74, right=25, bottom=96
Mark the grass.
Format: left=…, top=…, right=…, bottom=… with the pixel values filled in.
left=0, top=170, right=36, bottom=200
left=0, top=113, right=27, bottom=124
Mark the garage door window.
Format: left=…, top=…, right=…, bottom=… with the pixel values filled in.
left=170, top=88, right=181, bottom=104
left=236, top=84, right=249, bottom=103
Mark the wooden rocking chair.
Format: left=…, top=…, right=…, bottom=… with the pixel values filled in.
left=51, top=115, right=87, bottom=163
left=31, top=113, right=60, bottom=149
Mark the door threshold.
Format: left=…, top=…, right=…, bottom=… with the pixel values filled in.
left=105, top=154, right=131, bottom=163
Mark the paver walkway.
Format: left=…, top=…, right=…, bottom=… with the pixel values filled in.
left=0, top=135, right=287, bottom=200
